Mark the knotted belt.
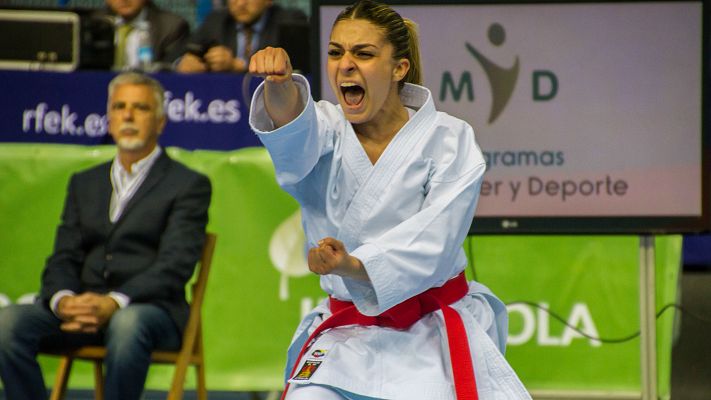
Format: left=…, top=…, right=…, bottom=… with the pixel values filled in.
left=281, top=272, right=478, bottom=400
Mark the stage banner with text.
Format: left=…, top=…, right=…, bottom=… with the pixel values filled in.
left=469, top=235, right=679, bottom=398
left=0, top=143, right=679, bottom=396
left=0, top=70, right=262, bottom=151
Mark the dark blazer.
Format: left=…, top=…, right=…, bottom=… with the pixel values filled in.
left=39, top=151, right=211, bottom=333
left=94, top=1, right=190, bottom=63
left=186, top=5, right=307, bottom=60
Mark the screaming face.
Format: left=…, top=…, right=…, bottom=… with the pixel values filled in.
left=327, top=19, right=409, bottom=126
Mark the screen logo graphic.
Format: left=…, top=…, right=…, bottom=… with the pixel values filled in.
left=439, top=23, right=558, bottom=125
left=465, top=23, right=519, bottom=124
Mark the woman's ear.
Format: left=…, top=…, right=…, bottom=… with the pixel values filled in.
left=392, top=58, right=410, bottom=82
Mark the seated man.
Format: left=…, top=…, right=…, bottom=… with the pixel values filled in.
left=0, top=72, right=211, bottom=400
left=176, top=0, right=307, bottom=73
left=94, top=0, right=191, bottom=69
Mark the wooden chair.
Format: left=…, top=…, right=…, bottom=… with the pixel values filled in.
left=47, top=233, right=217, bottom=400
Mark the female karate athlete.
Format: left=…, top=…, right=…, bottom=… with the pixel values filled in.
left=247, top=1, right=530, bottom=399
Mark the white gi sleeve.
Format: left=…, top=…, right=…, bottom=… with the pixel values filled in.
left=249, top=74, right=342, bottom=192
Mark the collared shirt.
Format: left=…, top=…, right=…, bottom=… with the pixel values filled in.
left=235, top=11, right=268, bottom=60
left=115, top=8, right=149, bottom=68
left=49, top=146, right=162, bottom=316
left=109, top=145, right=162, bottom=222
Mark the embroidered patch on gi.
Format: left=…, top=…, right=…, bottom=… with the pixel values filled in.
left=293, top=360, right=322, bottom=381
left=311, top=349, right=327, bottom=358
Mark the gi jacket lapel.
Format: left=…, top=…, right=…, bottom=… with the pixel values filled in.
left=337, top=84, right=436, bottom=248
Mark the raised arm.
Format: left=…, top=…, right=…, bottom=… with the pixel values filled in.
left=249, top=47, right=304, bottom=127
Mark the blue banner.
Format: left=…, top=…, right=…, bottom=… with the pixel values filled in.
left=0, top=70, right=263, bottom=150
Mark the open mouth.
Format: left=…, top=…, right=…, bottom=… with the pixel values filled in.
left=340, top=83, right=365, bottom=107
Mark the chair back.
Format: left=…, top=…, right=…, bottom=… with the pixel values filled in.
left=47, top=232, right=218, bottom=400
left=181, top=232, right=216, bottom=352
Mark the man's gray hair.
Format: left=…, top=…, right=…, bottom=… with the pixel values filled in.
left=107, top=72, right=165, bottom=117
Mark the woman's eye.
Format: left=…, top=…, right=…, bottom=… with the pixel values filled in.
left=357, top=52, right=373, bottom=58
left=328, top=49, right=342, bottom=57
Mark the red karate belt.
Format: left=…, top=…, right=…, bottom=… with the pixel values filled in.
left=281, top=272, right=478, bottom=400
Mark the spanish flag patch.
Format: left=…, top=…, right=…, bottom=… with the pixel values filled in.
left=293, top=360, right=322, bottom=381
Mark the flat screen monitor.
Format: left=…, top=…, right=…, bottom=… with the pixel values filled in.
left=312, top=0, right=710, bottom=234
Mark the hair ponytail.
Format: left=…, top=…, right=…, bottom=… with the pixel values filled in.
left=402, top=18, right=422, bottom=86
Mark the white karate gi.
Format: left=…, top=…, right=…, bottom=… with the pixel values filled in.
left=250, top=75, right=530, bottom=400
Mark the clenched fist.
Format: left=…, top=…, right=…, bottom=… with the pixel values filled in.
left=249, top=46, right=293, bottom=84
left=308, top=237, right=369, bottom=281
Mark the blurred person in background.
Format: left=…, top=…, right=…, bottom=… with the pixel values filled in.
left=176, top=0, right=307, bottom=73
left=0, top=72, right=211, bottom=400
left=95, top=0, right=190, bottom=69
